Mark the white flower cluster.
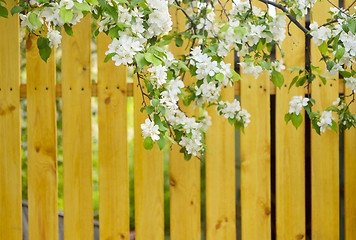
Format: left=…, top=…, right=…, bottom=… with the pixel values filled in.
left=106, top=31, right=145, bottom=66
left=289, top=96, right=309, bottom=115
left=345, top=77, right=356, bottom=93
left=333, top=97, right=347, bottom=110
left=146, top=0, right=173, bottom=37
left=286, top=0, right=317, bottom=18
left=141, top=118, right=160, bottom=141
left=189, top=47, right=235, bottom=106
left=310, top=22, right=332, bottom=46
left=217, top=99, right=251, bottom=128
left=20, top=0, right=86, bottom=48
left=148, top=65, right=168, bottom=88
left=317, top=111, right=335, bottom=133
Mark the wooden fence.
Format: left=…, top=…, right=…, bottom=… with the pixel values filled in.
left=0, top=0, right=355, bottom=239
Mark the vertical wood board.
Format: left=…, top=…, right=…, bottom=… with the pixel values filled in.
left=240, top=3, right=271, bottom=240
left=26, top=33, right=58, bottom=240
left=311, top=1, right=339, bottom=239
left=0, top=1, right=22, bottom=239
left=205, top=2, right=236, bottom=239
left=275, top=16, right=306, bottom=240
left=134, top=75, right=164, bottom=240
left=97, top=33, right=130, bottom=240
left=169, top=6, right=201, bottom=240
left=62, top=15, right=93, bottom=240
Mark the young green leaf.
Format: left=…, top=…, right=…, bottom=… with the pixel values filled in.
left=157, top=136, right=167, bottom=150
left=0, top=5, right=8, bottom=18
left=60, top=6, right=74, bottom=23
left=104, top=53, right=116, bottom=63
left=271, top=70, right=284, bottom=89
left=64, top=24, right=74, bottom=36
left=10, top=6, right=23, bottom=15
left=143, top=137, right=154, bottom=150
left=37, top=37, right=52, bottom=62
left=28, top=12, right=42, bottom=28
left=291, top=113, right=303, bottom=129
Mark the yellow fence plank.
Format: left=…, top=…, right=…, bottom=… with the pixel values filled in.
left=206, top=2, right=236, bottom=238
left=206, top=84, right=236, bottom=240
left=240, top=3, right=271, bottom=240
left=275, top=16, right=306, bottom=240
left=345, top=89, right=356, bottom=239
left=169, top=6, right=201, bottom=240
left=97, top=33, right=130, bottom=239
left=134, top=75, right=164, bottom=240
left=62, top=15, right=93, bottom=240
left=0, top=1, right=21, bottom=239
left=26, top=33, right=58, bottom=240
left=344, top=2, right=356, bottom=239
left=311, top=1, right=339, bottom=239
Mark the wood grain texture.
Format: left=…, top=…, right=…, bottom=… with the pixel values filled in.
left=240, top=3, right=271, bottom=240
left=61, top=15, right=93, bottom=240
left=26, top=33, right=58, bottom=240
left=344, top=1, right=356, bottom=236
left=275, top=16, right=306, bottom=240
left=205, top=2, right=236, bottom=239
left=344, top=81, right=356, bottom=240
left=97, top=33, right=130, bottom=240
left=311, top=1, right=339, bottom=239
left=0, top=1, right=22, bottom=239
left=134, top=74, right=164, bottom=240
left=168, top=5, right=201, bottom=240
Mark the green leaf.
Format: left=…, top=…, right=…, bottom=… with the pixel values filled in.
left=340, top=71, right=352, bottom=78
left=319, top=75, right=327, bottom=85
left=145, top=106, right=155, bottom=115
left=134, top=53, right=149, bottom=69
left=37, top=37, right=51, bottom=62
left=86, top=0, right=98, bottom=5
left=158, top=105, right=165, bottom=115
left=335, top=47, right=345, bottom=60
left=215, top=72, right=224, bottom=82
left=291, top=113, right=303, bottom=129
left=289, top=75, right=299, bottom=91
left=143, top=137, right=154, bottom=150
left=284, top=113, right=292, bottom=124
left=312, top=119, right=321, bottom=135
left=60, top=6, right=73, bottom=23
left=288, top=67, right=304, bottom=72
left=144, top=52, right=161, bottom=66
left=74, top=2, right=91, bottom=11
left=330, top=120, right=338, bottom=132
left=64, top=24, right=74, bottom=36
left=219, top=24, right=230, bottom=33
left=231, top=69, right=240, bottom=81
left=157, top=136, right=167, bottom=150
left=175, top=36, right=183, bottom=47
left=151, top=98, right=159, bottom=107
left=0, top=5, right=8, bottom=18
left=104, top=53, right=116, bottom=63
left=11, top=6, right=23, bottom=15
left=326, top=106, right=339, bottom=112
left=318, top=41, right=328, bottom=55
left=28, top=12, right=42, bottom=28
left=348, top=19, right=356, bottom=34
left=184, top=151, right=192, bottom=161
left=108, top=27, right=120, bottom=39
left=271, top=70, right=284, bottom=89
left=234, top=26, right=246, bottom=37
left=158, top=40, right=171, bottom=46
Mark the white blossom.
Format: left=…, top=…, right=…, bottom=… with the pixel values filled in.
left=141, top=118, right=160, bottom=141
left=289, top=96, right=309, bottom=115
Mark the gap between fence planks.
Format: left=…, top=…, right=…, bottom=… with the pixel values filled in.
left=18, top=80, right=346, bottom=98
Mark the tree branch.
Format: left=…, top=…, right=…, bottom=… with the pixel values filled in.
left=256, top=0, right=309, bottom=35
